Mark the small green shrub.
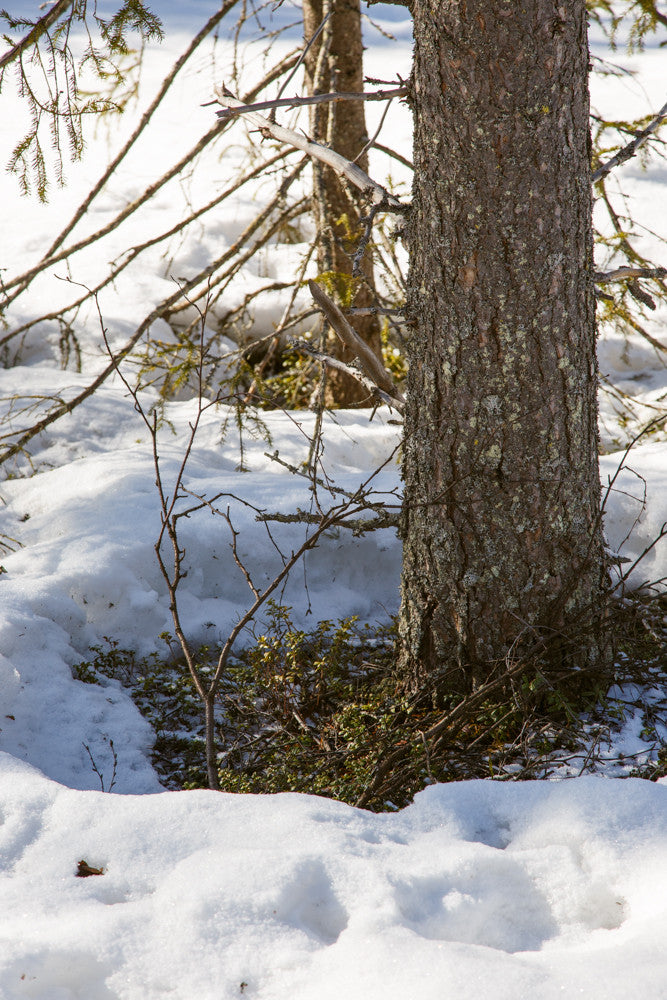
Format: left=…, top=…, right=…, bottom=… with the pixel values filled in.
left=215, top=603, right=403, bottom=802
left=72, top=595, right=667, bottom=807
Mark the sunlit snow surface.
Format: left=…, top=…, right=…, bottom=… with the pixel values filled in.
left=2, top=5, right=667, bottom=998
left=2, top=757, right=667, bottom=999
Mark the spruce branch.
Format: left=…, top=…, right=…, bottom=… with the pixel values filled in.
left=0, top=0, right=72, bottom=73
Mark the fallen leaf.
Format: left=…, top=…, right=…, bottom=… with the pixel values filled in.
left=76, top=860, right=105, bottom=878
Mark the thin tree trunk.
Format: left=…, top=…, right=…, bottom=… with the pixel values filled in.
left=398, top=0, right=609, bottom=697
left=302, top=0, right=384, bottom=407
left=205, top=694, right=220, bottom=790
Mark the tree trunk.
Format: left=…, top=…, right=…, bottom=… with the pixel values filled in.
left=398, top=0, right=608, bottom=697
left=302, top=0, right=384, bottom=407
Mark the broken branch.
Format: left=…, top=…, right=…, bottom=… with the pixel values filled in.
left=307, top=280, right=406, bottom=411
left=295, top=340, right=404, bottom=413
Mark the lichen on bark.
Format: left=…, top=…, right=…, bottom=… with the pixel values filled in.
left=398, top=0, right=609, bottom=696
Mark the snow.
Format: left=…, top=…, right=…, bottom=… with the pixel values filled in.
left=3, top=759, right=667, bottom=1000
left=1, top=5, right=667, bottom=998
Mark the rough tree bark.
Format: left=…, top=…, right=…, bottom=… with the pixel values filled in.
left=302, top=0, right=384, bottom=406
left=398, top=0, right=609, bottom=697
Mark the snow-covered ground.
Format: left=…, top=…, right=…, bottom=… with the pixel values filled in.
left=1, top=4, right=667, bottom=997
left=4, top=762, right=667, bottom=1000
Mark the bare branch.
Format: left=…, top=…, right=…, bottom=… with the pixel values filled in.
left=214, top=86, right=407, bottom=121
left=295, top=340, right=404, bottom=413
left=594, top=265, right=667, bottom=283
left=308, top=279, right=406, bottom=410
left=592, top=98, right=667, bottom=183
left=214, top=88, right=406, bottom=211
left=347, top=307, right=405, bottom=319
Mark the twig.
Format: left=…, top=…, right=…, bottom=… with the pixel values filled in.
left=612, top=521, right=667, bottom=594
left=353, top=199, right=386, bottom=276
left=419, top=730, right=435, bottom=785
left=82, top=739, right=118, bottom=793
left=354, top=98, right=393, bottom=165
left=223, top=507, right=260, bottom=599
left=166, top=162, right=309, bottom=316
left=274, top=9, right=333, bottom=107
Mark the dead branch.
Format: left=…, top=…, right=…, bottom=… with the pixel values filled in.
left=595, top=266, right=667, bottom=283
left=256, top=508, right=400, bottom=534
left=592, top=97, right=667, bottom=183
left=214, top=88, right=406, bottom=211
left=308, top=280, right=406, bottom=410
left=214, top=86, right=407, bottom=120
left=295, top=339, right=404, bottom=413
